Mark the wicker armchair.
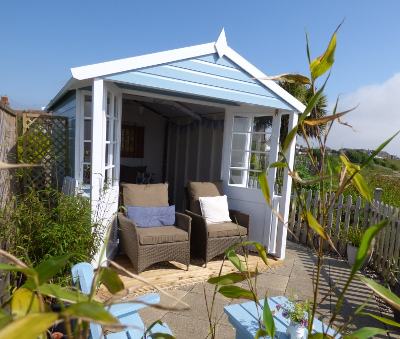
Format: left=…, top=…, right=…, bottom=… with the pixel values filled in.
left=118, top=183, right=191, bottom=274
left=184, top=181, right=250, bottom=266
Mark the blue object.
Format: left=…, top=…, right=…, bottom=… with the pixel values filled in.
left=126, top=205, right=175, bottom=227
left=224, top=296, right=339, bottom=339
left=71, top=262, right=174, bottom=339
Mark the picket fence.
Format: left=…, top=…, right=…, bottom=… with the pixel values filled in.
left=287, top=188, right=400, bottom=285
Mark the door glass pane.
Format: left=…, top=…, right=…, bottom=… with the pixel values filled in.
left=84, top=95, right=92, bottom=118
left=248, top=171, right=261, bottom=189
left=233, top=116, right=251, bottom=132
left=84, top=142, right=91, bottom=162
left=232, top=133, right=248, bottom=151
left=253, top=116, right=273, bottom=133
left=231, top=151, right=247, bottom=168
left=250, top=152, right=269, bottom=170
left=84, top=120, right=91, bottom=140
left=106, top=118, right=110, bottom=141
left=83, top=164, right=91, bottom=184
left=106, top=92, right=111, bottom=116
left=113, top=96, right=118, bottom=118
left=251, top=133, right=271, bottom=151
left=229, top=169, right=247, bottom=186
left=105, top=144, right=109, bottom=166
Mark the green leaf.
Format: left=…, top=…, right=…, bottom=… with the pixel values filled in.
left=98, top=267, right=124, bottom=294
left=39, top=283, right=89, bottom=303
left=351, top=218, right=390, bottom=276
left=208, top=272, right=252, bottom=285
left=358, top=312, right=400, bottom=328
left=357, top=275, right=400, bottom=313
left=298, top=81, right=328, bottom=124
left=268, top=161, right=289, bottom=169
left=0, top=312, right=12, bottom=329
left=0, top=264, right=36, bottom=277
left=218, top=286, right=256, bottom=300
left=310, top=20, right=343, bottom=80
left=257, top=73, right=311, bottom=85
left=149, top=333, right=175, bottom=339
left=305, top=29, right=311, bottom=64
left=0, top=313, right=59, bottom=339
left=255, top=328, right=269, bottom=339
left=340, top=155, right=371, bottom=202
left=11, top=288, right=40, bottom=317
left=259, top=169, right=271, bottom=207
left=23, top=252, right=75, bottom=290
left=226, top=245, right=247, bottom=272
left=262, top=296, right=276, bottom=339
left=308, top=334, right=333, bottom=339
left=243, top=241, right=268, bottom=266
left=344, top=327, right=387, bottom=339
left=283, top=125, right=298, bottom=155
left=303, top=110, right=349, bottom=126
left=64, top=302, right=118, bottom=325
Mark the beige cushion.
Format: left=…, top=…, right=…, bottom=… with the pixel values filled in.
left=122, top=183, right=169, bottom=207
left=137, top=226, right=188, bottom=245
left=187, top=180, right=223, bottom=215
left=207, top=222, right=248, bottom=238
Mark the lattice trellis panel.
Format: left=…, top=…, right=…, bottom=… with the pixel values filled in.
left=23, top=114, right=69, bottom=192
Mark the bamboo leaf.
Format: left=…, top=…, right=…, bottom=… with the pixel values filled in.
left=358, top=312, right=400, bottom=328
left=243, top=241, right=268, bottom=266
left=218, top=286, right=256, bottom=300
left=11, top=288, right=40, bottom=317
left=310, top=20, right=343, bottom=80
left=298, top=79, right=328, bottom=124
left=256, top=73, right=311, bottom=84
left=283, top=125, right=298, bottom=155
left=23, top=252, right=75, bottom=290
left=289, top=171, right=331, bottom=185
left=357, top=275, right=400, bottom=312
left=0, top=264, right=36, bottom=277
left=268, top=161, right=289, bottom=169
left=98, top=267, right=124, bottom=294
left=303, top=110, right=350, bottom=126
left=259, top=169, right=271, bottom=207
left=39, top=284, right=89, bottom=303
left=0, top=161, right=42, bottom=170
left=262, top=296, right=276, bottom=339
left=150, top=333, right=175, bottom=339
left=344, top=327, right=387, bottom=338
left=65, top=302, right=118, bottom=325
left=255, top=328, right=269, bottom=339
left=0, top=250, right=30, bottom=270
left=351, top=218, right=390, bottom=276
left=340, top=155, right=371, bottom=202
left=305, top=29, right=311, bottom=64
left=208, top=272, right=254, bottom=285
left=226, top=245, right=246, bottom=272
left=0, top=313, right=59, bottom=339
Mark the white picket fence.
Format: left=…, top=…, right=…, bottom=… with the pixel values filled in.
left=287, top=188, right=400, bottom=285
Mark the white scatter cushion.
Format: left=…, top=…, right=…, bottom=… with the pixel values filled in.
left=199, top=195, right=232, bottom=224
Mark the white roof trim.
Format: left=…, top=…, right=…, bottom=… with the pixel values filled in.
left=224, top=47, right=306, bottom=113
left=72, top=42, right=216, bottom=81
left=214, top=28, right=228, bottom=58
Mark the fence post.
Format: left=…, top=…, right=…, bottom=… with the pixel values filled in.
left=374, top=188, right=383, bottom=202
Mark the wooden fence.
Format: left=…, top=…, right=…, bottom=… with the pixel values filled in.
left=287, top=188, right=400, bottom=285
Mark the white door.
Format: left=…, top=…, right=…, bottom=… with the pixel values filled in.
left=222, top=106, right=281, bottom=253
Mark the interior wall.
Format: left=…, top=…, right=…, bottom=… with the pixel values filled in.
left=167, top=115, right=224, bottom=211
left=120, top=101, right=166, bottom=183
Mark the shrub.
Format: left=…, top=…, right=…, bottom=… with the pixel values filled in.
left=9, top=187, right=103, bottom=285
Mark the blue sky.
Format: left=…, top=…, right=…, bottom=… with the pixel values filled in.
left=1, top=1, right=400, bottom=155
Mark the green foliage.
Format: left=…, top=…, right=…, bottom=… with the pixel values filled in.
left=7, top=187, right=103, bottom=285
left=347, top=227, right=364, bottom=247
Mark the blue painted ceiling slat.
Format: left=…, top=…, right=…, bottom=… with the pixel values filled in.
left=196, top=55, right=237, bottom=68
left=135, top=66, right=275, bottom=98
left=169, top=59, right=256, bottom=84
left=106, top=72, right=292, bottom=110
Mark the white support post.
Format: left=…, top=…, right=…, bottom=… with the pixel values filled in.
left=90, top=78, right=105, bottom=213
left=274, top=112, right=298, bottom=259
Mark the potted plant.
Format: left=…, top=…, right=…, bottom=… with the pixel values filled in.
left=347, top=227, right=372, bottom=270
left=275, top=295, right=310, bottom=339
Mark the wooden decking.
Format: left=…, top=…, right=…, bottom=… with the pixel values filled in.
left=97, top=253, right=284, bottom=300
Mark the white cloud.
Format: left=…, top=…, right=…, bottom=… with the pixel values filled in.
left=326, top=73, right=400, bottom=157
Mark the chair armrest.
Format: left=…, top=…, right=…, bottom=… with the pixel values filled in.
left=229, top=209, right=250, bottom=230
left=185, top=209, right=209, bottom=238
left=118, top=213, right=139, bottom=247
left=175, top=212, right=191, bottom=235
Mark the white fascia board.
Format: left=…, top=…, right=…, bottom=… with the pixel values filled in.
left=71, top=42, right=217, bottom=81
left=224, top=47, right=306, bottom=113
left=45, top=77, right=77, bottom=111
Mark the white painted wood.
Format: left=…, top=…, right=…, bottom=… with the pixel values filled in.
left=214, top=28, right=228, bottom=58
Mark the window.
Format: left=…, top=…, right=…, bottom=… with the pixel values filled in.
left=105, top=91, right=119, bottom=184
left=82, top=95, right=92, bottom=185
left=229, top=115, right=273, bottom=188
left=120, top=124, right=144, bottom=158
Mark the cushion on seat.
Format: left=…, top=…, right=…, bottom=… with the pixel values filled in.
left=122, top=183, right=169, bottom=207
left=199, top=196, right=231, bottom=224
left=207, top=222, right=248, bottom=238
left=187, top=180, right=223, bottom=215
left=137, top=226, right=189, bottom=245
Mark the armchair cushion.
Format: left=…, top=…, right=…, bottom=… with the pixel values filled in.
left=137, top=226, right=189, bottom=245
left=199, top=195, right=231, bottom=224
left=122, top=183, right=169, bottom=207
left=187, top=180, right=223, bottom=215
left=126, top=205, right=175, bottom=227
left=207, top=222, right=248, bottom=238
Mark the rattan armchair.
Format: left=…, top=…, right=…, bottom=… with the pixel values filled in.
left=118, top=183, right=191, bottom=274
left=184, top=181, right=250, bottom=266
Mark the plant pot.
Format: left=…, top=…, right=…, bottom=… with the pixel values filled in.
left=392, top=281, right=400, bottom=323
left=286, top=320, right=306, bottom=339
left=347, top=243, right=371, bottom=270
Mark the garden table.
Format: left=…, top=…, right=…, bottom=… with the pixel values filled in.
left=224, top=296, right=338, bottom=339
